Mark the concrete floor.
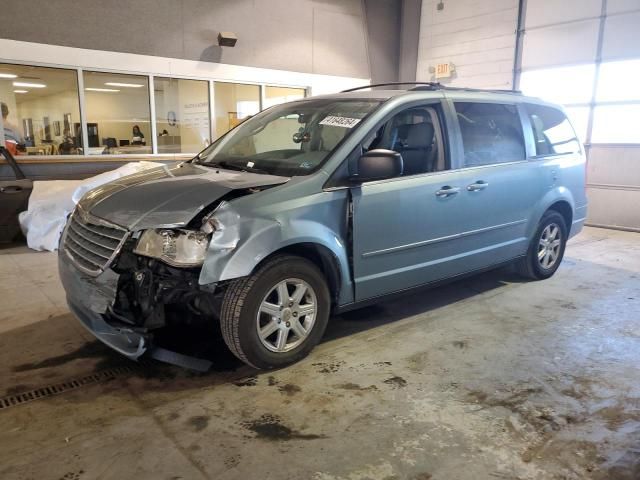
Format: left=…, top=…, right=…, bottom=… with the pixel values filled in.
left=0, top=226, right=639, bottom=480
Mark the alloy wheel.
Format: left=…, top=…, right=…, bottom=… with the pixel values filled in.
left=256, top=278, right=317, bottom=353
left=537, top=223, right=562, bottom=269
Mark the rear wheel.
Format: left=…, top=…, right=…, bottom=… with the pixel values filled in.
left=220, top=255, right=330, bottom=369
left=517, top=211, right=568, bottom=280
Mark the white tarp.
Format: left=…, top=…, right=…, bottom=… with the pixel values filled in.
left=19, top=161, right=162, bottom=251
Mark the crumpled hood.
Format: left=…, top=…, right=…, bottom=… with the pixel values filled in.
left=78, top=162, right=289, bottom=230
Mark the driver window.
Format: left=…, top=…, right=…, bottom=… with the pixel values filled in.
left=364, top=105, right=446, bottom=176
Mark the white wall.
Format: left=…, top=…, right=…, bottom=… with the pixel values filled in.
left=213, top=83, right=260, bottom=138
left=155, top=79, right=210, bottom=153
left=416, top=0, right=519, bottom=89
left=15, top=91, right=80, bottom=143
left=84, top=89, right=151, bottom=145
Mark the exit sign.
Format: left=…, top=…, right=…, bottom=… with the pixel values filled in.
left=435, top=63, right=453, bottom=79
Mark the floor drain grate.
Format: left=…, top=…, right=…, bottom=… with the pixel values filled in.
left=0, top=365, right=136, bottom=410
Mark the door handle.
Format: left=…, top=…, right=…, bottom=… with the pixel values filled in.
left=467, top=181, right=489, bottom=191
left=0, top=186, right=23, bottom=194
left=435, top=186, right=460, bottom=198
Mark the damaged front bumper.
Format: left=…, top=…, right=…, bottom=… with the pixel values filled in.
left=68, top=299, right=148, bottom=359
left=59, top=253, right=213, bottom=371
left=59, top=253, right=149, bottom=360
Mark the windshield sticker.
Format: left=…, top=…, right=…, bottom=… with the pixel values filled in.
left=247, top=161, right=255, bottom=168
left=319, top=116, right=362, bottom=128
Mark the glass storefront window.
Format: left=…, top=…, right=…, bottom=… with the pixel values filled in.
left=213, top=82, right=260, bottom=139
left=83, top=71, right=151, bottom=155
left=264, top=86, right=306, bottom=108
left=0, top=63, right=80, bottom=156
left=153, top=77, right=210, bottom=154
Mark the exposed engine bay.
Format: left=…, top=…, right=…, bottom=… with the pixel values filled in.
left=108, top=243, right=220, bottom=332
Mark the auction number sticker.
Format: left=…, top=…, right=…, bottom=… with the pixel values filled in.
left=319, top=116, right=362, bottom=128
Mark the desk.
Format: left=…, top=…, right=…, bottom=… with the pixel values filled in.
left=108, top=145, right=152, bottom=155
left=25, top=144, right=58, bottom=155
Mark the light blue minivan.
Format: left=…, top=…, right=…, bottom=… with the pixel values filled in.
left=59, top=83, right=587, bottom=369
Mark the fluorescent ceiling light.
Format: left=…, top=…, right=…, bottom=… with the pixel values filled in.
left=85, top=87, right=120, bottom=92
left=13, top=81, right=46, bottom=88
left=105, top=82, right=144, bottom=88
left=0, top=73, right=18, bottom=79
left=13, top=90, right=28, bottom=94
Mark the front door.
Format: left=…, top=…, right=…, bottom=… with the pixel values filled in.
left=351, top=100, right=539, bottom=302
left=0, top=147, right=32, bottom=243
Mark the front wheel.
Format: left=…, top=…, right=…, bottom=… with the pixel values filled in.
left=517, top=211, right=568, bottom=280
left=220, top=255, right=330, bottom=369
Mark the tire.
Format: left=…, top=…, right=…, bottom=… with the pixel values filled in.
left=517, top=210, right=568, bottom=280
left=220, top=255, right=331, bottom=369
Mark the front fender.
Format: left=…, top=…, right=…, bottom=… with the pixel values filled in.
left=198, top=201, right=354, bottom=305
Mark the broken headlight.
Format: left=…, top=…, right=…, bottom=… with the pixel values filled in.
left=133, top=229, right=210, bottom=267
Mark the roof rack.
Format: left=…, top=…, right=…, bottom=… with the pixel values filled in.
left=411, top=85, right=522, bottom=95
left=341, top=82, right=443, bottom=92
left=341, top=82, right=522, bottom=95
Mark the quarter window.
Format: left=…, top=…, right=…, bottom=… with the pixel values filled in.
left=454, top=102, right=525, bottom=167
left=525, top=104, right=581, bottom=156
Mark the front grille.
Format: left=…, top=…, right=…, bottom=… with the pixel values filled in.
left=64, top=210, right=128, bottom=274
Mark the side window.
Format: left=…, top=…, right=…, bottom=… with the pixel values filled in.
left=525, top=104, right=581, bottom=156
left=363, top=105, right=447, bottom=175
left=454, top=102, right=525, bottom=167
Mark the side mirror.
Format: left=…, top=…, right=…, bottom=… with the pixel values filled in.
left=350, top=149, right=403, bottom=183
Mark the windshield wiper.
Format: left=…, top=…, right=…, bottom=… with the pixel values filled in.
left=206, top=160, right=269, bottom=175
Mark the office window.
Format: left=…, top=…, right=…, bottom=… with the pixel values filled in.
left=596, top=59, right=640, bottom=102
left=454, top=102, right=525, bottom=167
left=154, top=77, right=210, bottom=154
left=519, top=64, right=596, bottom=105
left=592, top=104, right=640, bottom=143
left=213, top=82, right=260, bottom=139
left=525, top=104, right=581, bottom=156
left=0, top=63, right=80, bottom=156
left=264, top=86, right=306, bottom=108
left=83, top=71, right=151, bottom=155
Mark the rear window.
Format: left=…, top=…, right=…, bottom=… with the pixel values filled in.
left=525, top=104, right=581, bottom=156
left=454, top=102, right=525, bottom=167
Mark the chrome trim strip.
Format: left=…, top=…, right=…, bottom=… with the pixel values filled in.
left=359, top=237, right=528, bottom=283
left=362, top=219, right=527, bottom=258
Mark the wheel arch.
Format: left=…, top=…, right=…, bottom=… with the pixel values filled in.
left=546, top=200, right=573, bottom=231
left=251, top=242, right=344, bottom=308
left=527, top=188, right=576, bottom=240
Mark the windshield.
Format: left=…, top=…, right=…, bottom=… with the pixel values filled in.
left=196, top=99, right=381, bottom=176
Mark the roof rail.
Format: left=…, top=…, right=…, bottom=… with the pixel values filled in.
left=341, top=82, right=522, bottom=95
left=341, top=82, right=443, bottom=93
left=410, top=85, right=522, bottom=95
